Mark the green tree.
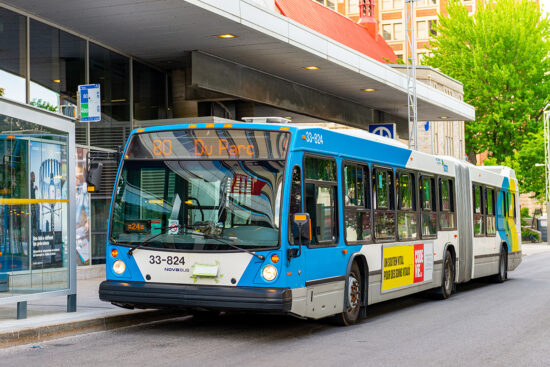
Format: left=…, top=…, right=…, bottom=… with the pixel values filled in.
left=485, top=130, right=545, bottom=199
left=515, top=131, right=546, bottom=199
left=424, top=0, right=550, bottom=164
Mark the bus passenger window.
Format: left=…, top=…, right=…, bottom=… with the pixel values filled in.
left=304, top=156, right=338, bottom=245
left=289, top=166, right=302, bottom=244
left=376, top=169, right=389, bottom=208
left=439, top=178, right=456, bottom=230
left=510, top=193, right=516, bottom=219
left=420, top=176, right=437, bottom=238
left=344, top=164, right=371, bottom=243
left=473, top=185, right=485, bottom=236
left=397, top=172, right=417, bottom=240
left=374, top=168, right=395, bottom=241
left=486, top=188, right=496, bottom=235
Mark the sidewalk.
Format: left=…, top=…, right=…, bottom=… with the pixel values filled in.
left=0, top=276, right=180, bottom=348
left=522, top=243, right=550, bottom=256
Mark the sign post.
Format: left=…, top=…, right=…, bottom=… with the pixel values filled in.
left=78, top=84, right=101, bottom=122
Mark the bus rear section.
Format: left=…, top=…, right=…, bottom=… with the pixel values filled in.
left=99, top=126, right=295, bottom=312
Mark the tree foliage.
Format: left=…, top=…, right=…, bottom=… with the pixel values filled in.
left=424, top=0, right=550, bottom=164
left=486, top=130, right=546, bottom=200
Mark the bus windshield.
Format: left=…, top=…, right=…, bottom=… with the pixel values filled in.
left=109, top=129, right=289, bottom=251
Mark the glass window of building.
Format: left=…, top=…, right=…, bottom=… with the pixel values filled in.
left=347, top=0, right=359, bottom=14
left=417, top=21, right=428, bottom=38
left=382, top=24, right=392, bottom=40
left=393, top=0, right=403, bottom=9
left=89, top=43, right=130, bottom=123
left=0, top=8, right=27, bottom=103
left=383, top=0, right=392, bottom=10
left=326, top=0, right=336, bottom=10
left=133, top=61, right=167, bottom=121
left=314, top=0, right=336, bottom=10
left=30, top=20, right=86, bottom=117
left=429, top=20, right=438, bottom=36
left=394, top=23, right=403, bottom=40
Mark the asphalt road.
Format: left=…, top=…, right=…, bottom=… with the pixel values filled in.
left=2, top=245, right=550, bottom=367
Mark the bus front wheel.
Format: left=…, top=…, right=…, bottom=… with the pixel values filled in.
left=333, top=262, right=362, bottom=326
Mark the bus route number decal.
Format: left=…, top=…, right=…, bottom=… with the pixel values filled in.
left=152, top=139, right=172, bottom=156
left=305, top=132, right=323, bottom=145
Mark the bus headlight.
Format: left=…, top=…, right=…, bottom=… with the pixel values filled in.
left=113, top=260, right=126, bottom=275
left=262, top=265, right=278, bottom=281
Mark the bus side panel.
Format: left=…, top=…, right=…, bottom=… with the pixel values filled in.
left=496, top=177, right=522, bottom=271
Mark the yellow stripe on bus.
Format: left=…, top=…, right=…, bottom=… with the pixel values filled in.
left=0, top=199, right=69, bottom=205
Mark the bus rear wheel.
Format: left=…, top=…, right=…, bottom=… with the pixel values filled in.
left=493, top=246, right=508, bottom=283
left=333, top=262, right=362, bottom=326
left=438, top=249, right=454, bottom=299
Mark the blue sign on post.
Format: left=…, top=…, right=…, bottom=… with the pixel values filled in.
left=78, top=84, right=101, bottom=122
left=368, top=123, right=396, bottom=139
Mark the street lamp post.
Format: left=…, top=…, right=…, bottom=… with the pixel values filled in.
left=544, top=110, right=550, bottom=245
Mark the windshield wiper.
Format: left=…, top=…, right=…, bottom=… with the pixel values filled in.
left=180, top=227, right=265, bottom=260
left=127, top=224, right=180, bottom=256
left=126, top=224, right=265, bottom=260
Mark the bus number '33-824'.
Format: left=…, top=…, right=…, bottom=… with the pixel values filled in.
left=305, top=132, right=323, bottom=145
left=149, top=255, right=185, bottom=265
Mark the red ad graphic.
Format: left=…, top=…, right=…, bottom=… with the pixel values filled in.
left=413, top=244, right=425, bottom=283
left=231, top=174, right=266, bottom=195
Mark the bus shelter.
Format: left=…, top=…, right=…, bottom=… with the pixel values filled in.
left=0, top=97, right=76, bottom=319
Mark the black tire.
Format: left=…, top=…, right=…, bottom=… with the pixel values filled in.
left=438, top=249, right=454, bottom=299
left=332, top=262, right=362, bottom=326
left=493, top=246, right=508, bottom=283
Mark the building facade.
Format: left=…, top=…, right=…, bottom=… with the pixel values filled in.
left=314, top=0, right=468, bottom=160
left=0, top=0, right=474, bottom=266
left=393, top=65, right=466, bottom=161
left=329, top=0, right=478, bottom=63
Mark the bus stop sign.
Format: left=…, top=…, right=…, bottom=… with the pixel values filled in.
left=368, top=123, right=396, bottom=139
left=78, top=84, right=101, bottom=122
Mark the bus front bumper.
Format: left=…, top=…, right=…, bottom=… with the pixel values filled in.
left=99, top=280, right=292, bottom=312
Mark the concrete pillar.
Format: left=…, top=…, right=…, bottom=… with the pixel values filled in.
left=171, top=69, right=198, bottom=118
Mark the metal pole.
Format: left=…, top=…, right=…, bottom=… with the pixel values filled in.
left=405, top=0, right=418, bottom=150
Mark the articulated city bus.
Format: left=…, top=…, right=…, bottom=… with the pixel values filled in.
left=99, top=120, right=521, bottom=325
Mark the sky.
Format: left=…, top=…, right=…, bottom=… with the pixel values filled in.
left=542, top=0, right=550, bottom=15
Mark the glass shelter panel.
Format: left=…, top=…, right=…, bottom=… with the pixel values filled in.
left=0, top=112, right=70, bottom=297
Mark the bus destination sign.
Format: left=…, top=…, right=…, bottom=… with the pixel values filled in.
left=126, top=129, right=289, bottom=160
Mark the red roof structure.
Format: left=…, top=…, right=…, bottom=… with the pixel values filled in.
left=275, top=0, right=397, bottom=64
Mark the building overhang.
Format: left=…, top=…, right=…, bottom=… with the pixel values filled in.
left=1, top=0, right=475, bottom=123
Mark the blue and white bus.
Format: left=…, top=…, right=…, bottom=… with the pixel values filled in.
left=99, top=121, right=521, bottom=325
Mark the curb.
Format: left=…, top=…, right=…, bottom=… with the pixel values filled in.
left=0, top=309, right=183, bottom=348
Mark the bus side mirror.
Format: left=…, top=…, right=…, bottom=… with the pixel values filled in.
left=288, top=213, right=311, bottom=261
left=293, top=213, right=311, bottom=243
left=86, top=161, right=103, bottom=192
